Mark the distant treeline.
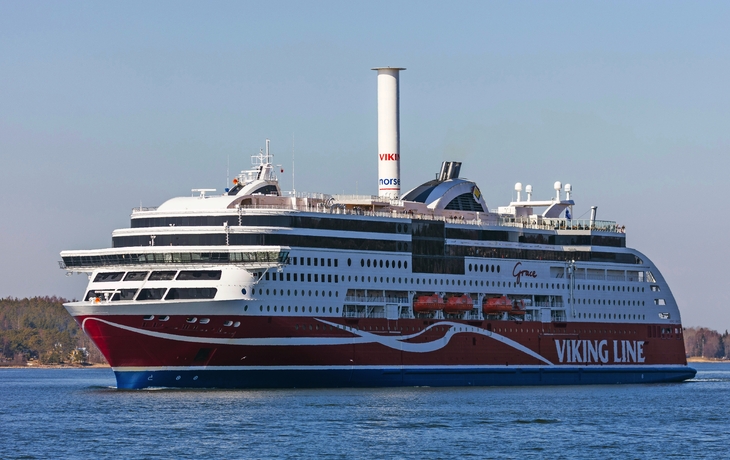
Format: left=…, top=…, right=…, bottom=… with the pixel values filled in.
left=0, top=296, right=106, bottom=365
left=684, top=327, right=730, bottom=360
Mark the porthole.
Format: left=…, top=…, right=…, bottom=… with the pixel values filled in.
left=316, top=307, right=319, bottom=313
left=348, top=258, right=352, bottom=267
left=361, top=259, right=364, bottom=267
left=295, top=306, right=298, bottom=312
left=329, top=307, right=332, bottom=313
left=224, top=320, right=233, bottom=327
left=199, top=318, right=210, bottom=325
left=309, top=306, right=312, bottom=313
left=496, top=266, right=500, bottom=273
left=266, top=289, right=270, bottom=295
left=244, top=305, right=248, bottom=312
left=159, top=316, right=169, bottom=321
left=379, top=260, right=383, bottom=268
left=186, top=317, right=197, bottom=323
left=288, top=306, right=291, bottom=312
left=367, top=259, right=371, bottom=267
left=308, top=290, right=312, bottom=296
left=404, top=261, right=408, bottom=269
left=398, top=261, right=402, bottom=269
left=260, top=306, right=263, bottom=311
left=336, top=307, right=339, bottom=313
left=469, top=263, right=473, bottom=272
left=274, top=306, right=277, bottom=312
left=267, top=306, right=270, bottom=312
left=386, top=260, right=390, bottom=268
left=241, top=288, right=247, bottom=295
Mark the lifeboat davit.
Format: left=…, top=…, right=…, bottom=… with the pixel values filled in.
left=444, top=295, right=474, bottom=313
left=482, top=296, right=513, bottom=314
left=413, top=294, right=444, bottom=312
left=511, top=299, right=526, bottom=315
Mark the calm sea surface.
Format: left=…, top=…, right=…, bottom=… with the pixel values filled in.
left=0, top=363, right=727, bottom=459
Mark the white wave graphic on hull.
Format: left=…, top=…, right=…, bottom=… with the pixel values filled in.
left=81, top=317, right=554, bottom=365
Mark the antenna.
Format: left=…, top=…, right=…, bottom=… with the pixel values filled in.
left=291, top=133, right=297, bottom=196
left=226, top=155, right=230, bottom=190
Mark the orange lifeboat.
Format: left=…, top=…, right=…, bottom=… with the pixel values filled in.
left=482, top=296, right=513, bottom=314
left=413, top=294, right=445, bottom=312
left=444, top=295, right=474, bottom=313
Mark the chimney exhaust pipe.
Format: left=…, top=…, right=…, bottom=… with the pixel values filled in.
left=373, top=67, right=405, bottom=198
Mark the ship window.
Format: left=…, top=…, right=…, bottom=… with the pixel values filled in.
left=308, top=274, right=312, bottom=282
left=335, top=275, right=338, bottom=283
left=112, top=289, right=138, bottom=301
left=398, top=261, right=402, bottom=269
left=186, top=317, right=197, bottom=323
left=176, top=270, right=222, bottom=281
left=348, top=258, right=352, bottom=267
left=386, top=260, right=390, bottom=268
left=124, top=271, right=149, bottom=281
left=314, top=258, right=318, bottom=266
left=265, top=272, right=270, bottom=280
left=137, top=288, right=166, bottom=300
left=165, top=288, right=217, bottom=300
left=159, top=315, right=169, bottom=321
left=404, top=261, right=408, bottom=269
left=94, top=272, right=124, bottom=282
left=335, top=259, right=338, bottom=267
left=199, top=318, right=210, bottom=324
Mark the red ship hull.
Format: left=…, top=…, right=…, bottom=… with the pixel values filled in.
left=72, top=312, right=695, bottom=389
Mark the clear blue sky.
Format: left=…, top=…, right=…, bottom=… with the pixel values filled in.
left=1, top=1, right=728, bottom=331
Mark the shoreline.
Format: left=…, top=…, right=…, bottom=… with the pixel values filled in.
left=687, top=357, right=730, bottom=363
left=0, top=363, right=110, bottom=369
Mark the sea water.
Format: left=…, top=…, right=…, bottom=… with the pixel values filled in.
left=0, top=363, right=727, bottom=459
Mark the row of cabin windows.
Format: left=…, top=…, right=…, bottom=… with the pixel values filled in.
left=141, top=315, right=241, bottom=327
left=255, top=288, right=339, bottom=298
left=265, top=272, right=339, bottom=283
left=577, top=312, right=646, bottom=320
left=577, top=284, right=645, bottom=293
left=468, top=263, right=501, bottom=273
left=576, top=299, right=645, bottom=306
left=86, top=287, right=217, bottom=302
left=259, top=305, right=340, bottom=314
left=291, top=257, right=339, bottom=267
left=93, top=270, right=221, bottom=283
left=357, top=258, right=409, bottom=269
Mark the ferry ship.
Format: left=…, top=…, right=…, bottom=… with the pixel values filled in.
left=60, top=68, right=695, bottom=389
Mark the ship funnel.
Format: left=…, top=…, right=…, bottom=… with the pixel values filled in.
left=373, top=67, right=405, bottom=198
left=438, top=161, right=462, bottom=181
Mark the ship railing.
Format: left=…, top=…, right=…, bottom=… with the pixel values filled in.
left=586, top=273, right=606, bottom=281
left=499, top=217, right=619, bottom=233
left=131, top=206, right=159, bottom=214
left=344, top=296, right=409, bottom=304
left=551, top=311, right=567, bottom=322
left=533, top=301, right=564, bottom=308
left=128, top=198, right=622, bottom=233
left=342, top=311, right=386, bottom=319
left=606, top=274, right=626, bottom=281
